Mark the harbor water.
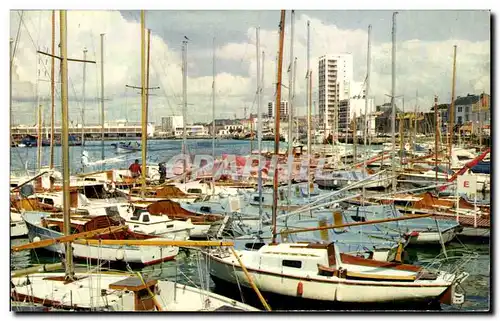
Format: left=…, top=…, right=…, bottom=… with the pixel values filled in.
left=10, top=139, right=490, bottom=311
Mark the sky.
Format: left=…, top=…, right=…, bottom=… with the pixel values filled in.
left=9, top=10, right=490, bottom=126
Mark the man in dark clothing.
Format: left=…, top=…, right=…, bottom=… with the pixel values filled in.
left=158, top=162, right=167, bottom=184
left=129, top=159, right=141, bottom=178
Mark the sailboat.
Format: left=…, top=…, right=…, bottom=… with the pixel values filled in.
left=11, top=10, right=259, bottom=312
left=204, top=11, right=471, bottom=308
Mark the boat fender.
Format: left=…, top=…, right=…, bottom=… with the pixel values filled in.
left=116, top=248, right=125, bottom=261
left=405, top=231, right=419, bottom=239
left=296, top=282, right=303, bottom=297
left=33, top=236, right=41, bottom=243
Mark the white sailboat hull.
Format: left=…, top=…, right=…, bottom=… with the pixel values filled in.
left=11, top=272, right=259, bottom=311
left=11, top=221, right=28, bottom=238
left=190, top=224, right=212, bottom=238
left=207, top=254, right=452, bottom=304
left=316, top=177, right=392, bottom=190
left=25, top=219, right=178, bottom=266
left=11, top=212, right=28, bottom=237
left=406, top=229, right=457, bottom=245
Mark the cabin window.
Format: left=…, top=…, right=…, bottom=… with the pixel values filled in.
left=48, top=225, right=61, bottom=232
left=457, top=155, right=470, bottom=161
left=166, top=224, right=174, bottom=228
left=76, top=209, right=90, bottom=216
left=350, top=216, right=366, bottom=222
left=130, top=215, right=139, bottom=221
left=200, top=206, right=211, bottom=213
left=142, top=214, right=150, bottom=223
left=43, top=198, right=54, bottom=206
left=253, top=196, right=264, bottom=202
left=10, top=184, right=18, bottom=188
left=282, top=260, right=302, bottom=269
left=245, top=243, right=265, bottom=250
left=187, top=188, right=203, bottom=194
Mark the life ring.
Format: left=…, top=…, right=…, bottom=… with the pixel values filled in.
left=115, top=248, right=125, bottom=261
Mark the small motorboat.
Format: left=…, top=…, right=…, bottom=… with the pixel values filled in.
left=112, top=141, right=141, bottom=153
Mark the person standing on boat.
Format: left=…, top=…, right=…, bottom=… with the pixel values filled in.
left=129, top=159, right=142, bottom=179
left=158, top=162, right=167, bottom=184
left=81, top=151, right=90, bottom=173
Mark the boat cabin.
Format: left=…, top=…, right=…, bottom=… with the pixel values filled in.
left=108, top=277, right=160, bottom=311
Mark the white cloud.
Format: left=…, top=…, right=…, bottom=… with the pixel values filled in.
left=10, top=10, right=490, bottom=126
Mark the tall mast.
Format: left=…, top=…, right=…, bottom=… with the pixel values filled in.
left=49, top=10, right=55, bottom=171
left=363, top=24, right=371, bottom=173
left=434, top=96, right=439, bottom=186
left=59, top=10, right=74, bottom=280
left=10, top=39, right=13, bottom=150
left=414, top=89, right=418, bottom=154
left=362, top=25, right=372, bottom=207
left=479, top=93, right=483, bottom=146
left=399, top=97, right=404, bottom=166
left=390, top=12, right=398, bottom=193
left=293, top=58, right=298, bottom=141
left=100, top=33, right=105, bottom=166
left=182, top=40, right=188, bottom=179
left=36, top=49, right=42, bottom=171
left=272, top=10, right=286, bottom=244
left=142, top=27, right=151, bottom=188
left=81, top=48, right=87, bottom=147
left=37, top=103, right=42, bottom=170
left=306, top=20, right=312, bottom=201
left=212, top=36, right=216, bottom=187
left=140, top=11, right=147, bottom=196
left=256, top=27, right=263, bottom=223
left=287, top=10, right=295, bottom=203
left=353, top=111, right=357, bottom=161
left=449, top=45, right=457, bottom=166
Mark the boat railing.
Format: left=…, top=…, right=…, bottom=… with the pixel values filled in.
left=416, top=248, right=479, bottom=281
